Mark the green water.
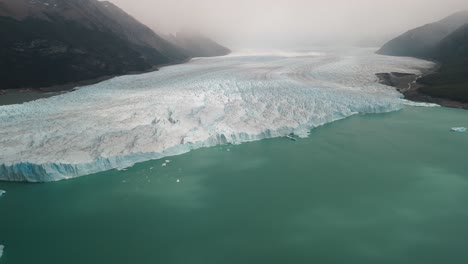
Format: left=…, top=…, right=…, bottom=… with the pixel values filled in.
left=1, top=107, right=468, bottom=264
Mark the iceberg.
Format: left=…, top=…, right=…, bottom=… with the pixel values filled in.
left=451, top=127, right=467, bottom=132
left=0, top=48, right=435, bottom=182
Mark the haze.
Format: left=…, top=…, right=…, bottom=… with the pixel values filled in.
left=110, top=0, right=468, bottom=48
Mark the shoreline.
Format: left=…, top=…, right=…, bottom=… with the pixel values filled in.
left=0, top=59, right=191, bottom=106
left=376, top=67, right=468, bottom=110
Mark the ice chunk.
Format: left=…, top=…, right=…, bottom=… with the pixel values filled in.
left=451, top=127, right=467, bottom=133
left=176, top=179, right=180, bottom=183
left=0, top=190, right=5, bottom=198
left=161, top=163, right=167, bottom=167
left=403, top=100, right=440, bottom=107
left=0, top=245, right=3, bottom=260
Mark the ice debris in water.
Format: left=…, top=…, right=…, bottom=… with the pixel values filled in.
left=0, top=190, right=5, bottom=198
left=162, top=163, right=167, bottom=167
left=165, top=160, right=171, bottom=163
left=0, top=245, right=4, bottom=260
left=176, top=179, right=180, bottom=183
left=0, top=49, right=435, bottom=182
left=451, top=127, right=467, bottom=133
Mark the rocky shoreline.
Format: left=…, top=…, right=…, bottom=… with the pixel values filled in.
left=0, top=60, right=191, bottom=105
left=0, top=75, right=118, bottom=105
left=376, top=70, right=468, bottom=110
left=0, top=56, right=198, bottom=106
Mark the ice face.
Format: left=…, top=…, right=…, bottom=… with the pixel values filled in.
left=0, top=48, right=434, bottom=182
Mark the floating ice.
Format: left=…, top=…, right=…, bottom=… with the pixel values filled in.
left=0, top=190, right=5, bottom=198
left=451, top=127, right=467, bottom=133
left=0, top=48, right=434, bottom=182
left=176, top=179, right=180, bottom=183
left=161, top=163, right=167, bottom=167
left=0, top=245, right=3, bottom=260
left=403, top=100, right=440, bottom=108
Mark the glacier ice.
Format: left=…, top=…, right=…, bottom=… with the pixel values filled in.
left=0, top=48, right=435, bottom=182
left=451, top=127, right=467, bottom=133
left=402, top=100, right=440, bottom=108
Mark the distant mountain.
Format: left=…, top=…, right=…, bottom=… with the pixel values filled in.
left=165, top=30, right=231, bottom=58
left=0, top=0, right=230, bottom=90
left=377, top=11, right=468, bottom=58
left=377, top=11, right=468, bottom=104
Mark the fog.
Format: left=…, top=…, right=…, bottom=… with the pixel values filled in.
left=108, top=0, right=468, bottom=48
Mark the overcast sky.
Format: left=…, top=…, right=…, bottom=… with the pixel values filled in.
left=108, top=0, right=468, bottom=48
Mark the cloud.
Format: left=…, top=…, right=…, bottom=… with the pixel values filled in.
left=108, top=0, right=468, bottom=48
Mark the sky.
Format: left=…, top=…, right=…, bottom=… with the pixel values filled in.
left=108, top=0, right=468, bottom=48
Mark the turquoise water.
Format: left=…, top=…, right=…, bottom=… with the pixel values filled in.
left=1, top=106, right=468, bottom=264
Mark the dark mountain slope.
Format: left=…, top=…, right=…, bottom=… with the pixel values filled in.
left=166, top=30, right=231, bottom=58
left=418, top=23, right=468, bottom=102
left=377, top=11, right=468, bottom=104
left=377, top=11, right=468, bottom=58
left=0, top=16, right=155, bottom=89
left=97, top=1, right=187, bottom=61
left=0, top=0, right=188, bottom=90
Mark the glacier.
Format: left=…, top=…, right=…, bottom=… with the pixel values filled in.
left=0, top=48, right=435, bottom=182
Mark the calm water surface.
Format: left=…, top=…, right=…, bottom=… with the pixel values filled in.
left=1, top=107, right=467, bottom=264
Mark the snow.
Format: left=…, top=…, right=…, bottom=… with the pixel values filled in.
left=0, top=48, right=434, bottom=182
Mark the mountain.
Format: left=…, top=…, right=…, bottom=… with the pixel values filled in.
left=0, top=0, right=229, bottom=90
left=95, top=1, right=187, bottom=61
left=377, top=11, right=468, bottom=58
left=0, top=0, right=188, bottom=90
left=377, top=11, right=468, bottom=104
left=165, top=30, right=231, bottom=58
left=418, top=23, right=468, bottom=102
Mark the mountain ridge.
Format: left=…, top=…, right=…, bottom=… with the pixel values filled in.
left=0, top=0, right=230, bottom=90
left=377, top=11, right=468, bottom=105
left=377, top=10, right=468, bottom=59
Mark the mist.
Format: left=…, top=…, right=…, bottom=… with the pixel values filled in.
left=105, top=0, right=467, bottom=48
